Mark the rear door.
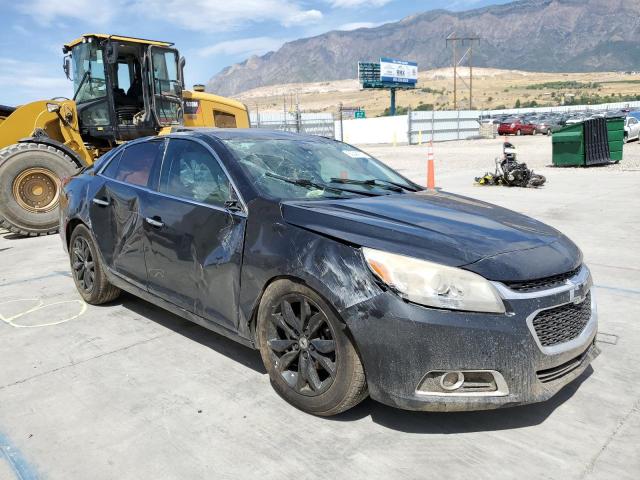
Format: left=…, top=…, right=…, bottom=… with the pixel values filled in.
left=90, top=139, right=166, bottom=289
left=142, top=137, right=246, bottom=329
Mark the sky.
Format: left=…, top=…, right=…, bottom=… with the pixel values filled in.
left=0, top=0, right=512, bottom=106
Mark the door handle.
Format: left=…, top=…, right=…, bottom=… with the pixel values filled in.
left=92, top=197, right=110, bottom=207
left=145, top=217, right=164, bottom=228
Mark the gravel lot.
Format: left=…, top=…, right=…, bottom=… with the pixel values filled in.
left=0, top=135, right=639, bottom=480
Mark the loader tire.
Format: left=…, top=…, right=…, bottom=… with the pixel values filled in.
left=0, top=143, right=80, bottom=237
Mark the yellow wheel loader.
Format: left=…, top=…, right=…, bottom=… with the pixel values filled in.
left=0, top=34, right=249, bottom=236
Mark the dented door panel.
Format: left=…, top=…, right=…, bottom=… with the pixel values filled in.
left=89, top=180, right=149, bottom=289
left=143, top=193, right=245, bottom=329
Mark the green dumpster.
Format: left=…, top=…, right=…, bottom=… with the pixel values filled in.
left=607, top=117, right=624, bottom=162
left=551, top=123, right=583, bottom=166
left=552, top=117, right=624, bottom=166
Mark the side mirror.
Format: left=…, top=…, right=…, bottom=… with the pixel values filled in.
left=63, top=56, right=71, bottom=80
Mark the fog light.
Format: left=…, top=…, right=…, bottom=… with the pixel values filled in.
left=440, top=371, right=465, bottom=391
left=416, top=370, right=509, bottom=396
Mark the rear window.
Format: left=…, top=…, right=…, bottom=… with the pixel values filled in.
left=102, top=141, right=165, bottom=188
left=214, top=111, right=237, bottom=128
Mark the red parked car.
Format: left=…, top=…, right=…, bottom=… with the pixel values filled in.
left=498, top=118, right=536, bottom=136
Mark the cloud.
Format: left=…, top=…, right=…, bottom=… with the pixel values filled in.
left=14, top=0, right=322, bottom=31
left=0, top=58, right=72, bottom=104
left=199, top=37, right=289, bottom=58
left=328, top=0, right=393, bottom=7
left=12, top=25, right=30, bottom=35
left=134, top=0, right=322, bottom=31
left=338, top=21, right=385, bottom=31
left=16, top=0, right=118, bottom=26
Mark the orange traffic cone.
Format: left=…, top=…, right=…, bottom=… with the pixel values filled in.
left=427, top=141, right=436, bottom=190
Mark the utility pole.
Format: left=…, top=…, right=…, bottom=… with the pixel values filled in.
left=446, top=32, right=480, bottom=110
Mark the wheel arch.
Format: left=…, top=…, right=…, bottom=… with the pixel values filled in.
left=65, top=217, right=88, bottom=250
left=246, top=274, right=357, bottom=345
left=18, top=136, right=88, bottom=168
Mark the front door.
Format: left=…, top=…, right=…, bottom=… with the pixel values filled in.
left=142, top=138, right=246, bottom=329
left=90, top=139, right=165, bottom=289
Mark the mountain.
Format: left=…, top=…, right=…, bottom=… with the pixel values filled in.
left=207, top=0, right=640, bottom=96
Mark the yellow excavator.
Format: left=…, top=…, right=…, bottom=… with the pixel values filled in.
left=0, top=34, right=250, bottom=236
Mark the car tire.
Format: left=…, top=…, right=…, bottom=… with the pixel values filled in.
left=516, top=129, right=521, bottom=136
left=532, top=129, right=537, bottom=136
left=547, top=129, right=552, bottom=136
left=256, top=279, right=368, bottom=416
left=623, top=134, right=628, bottom=144
left=69, top=224, right=121, bottom=305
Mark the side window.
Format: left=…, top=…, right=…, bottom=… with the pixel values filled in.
left=116, top=62, right=131, bottom=92
left=101, top=150, right=123, bottom=178
left=105, top=141, right=165, bottom=188
left=160, top=139, right=230, bottom=206
left=214, top=111, right=237, bottom=128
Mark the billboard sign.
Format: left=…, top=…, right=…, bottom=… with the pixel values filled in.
left=380, top=58, right=418, bottom=85
left=358, top=61, right=416, bottom=90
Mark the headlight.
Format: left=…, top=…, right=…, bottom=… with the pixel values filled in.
left=362, top=248, right=505, bottom=314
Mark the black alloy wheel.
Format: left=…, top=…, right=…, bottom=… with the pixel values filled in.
left=72, top=236, right=95, bottom=293
left=266, top=294, right=337, bottom=396
left=256, top=279, right=367, bottom=415
left=68, top=224, right=121, bottom=304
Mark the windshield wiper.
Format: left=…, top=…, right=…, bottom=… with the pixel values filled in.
left=329, top=177, right=419, bottom=193
left=265, top=172, right=380, bottom=196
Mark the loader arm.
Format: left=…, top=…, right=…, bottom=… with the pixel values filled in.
left=0, top=99, right=93, bottom=166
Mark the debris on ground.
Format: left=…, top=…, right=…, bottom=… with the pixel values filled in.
left=475, top=142, right=546, bottom=188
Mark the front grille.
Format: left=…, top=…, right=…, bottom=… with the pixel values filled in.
left=532, top=292, right=591, bottom=347
left=536, top=345, right=591, bottom=383
left=506, top=266, right=582, bottom=292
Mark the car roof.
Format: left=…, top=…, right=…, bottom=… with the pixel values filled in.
left=176, top=128, right=332, bottom=143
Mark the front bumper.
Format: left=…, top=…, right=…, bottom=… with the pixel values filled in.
left=344, top=265, right=599, bottom=411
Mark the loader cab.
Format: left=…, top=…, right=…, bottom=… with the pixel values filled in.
left=63, top=34, right=184, bottom=146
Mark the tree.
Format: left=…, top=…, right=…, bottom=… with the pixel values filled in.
left=514, top=99, right=521, bottom=108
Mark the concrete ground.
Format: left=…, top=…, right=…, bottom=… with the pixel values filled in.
left=1, top=136, right=639, bottom=480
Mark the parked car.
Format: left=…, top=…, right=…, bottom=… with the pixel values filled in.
left=534, top=117, right=556, bottom=135
left=497, top=118, right=537, bottom=135
left=60, top=129, right=599, bottom=415
left=624, top=116, right=640, bottom=143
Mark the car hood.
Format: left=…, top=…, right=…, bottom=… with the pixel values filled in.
left=281, top=190, right=582, bottom=282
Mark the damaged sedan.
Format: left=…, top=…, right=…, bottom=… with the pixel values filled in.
left=60, top=129, right=599, bottom=415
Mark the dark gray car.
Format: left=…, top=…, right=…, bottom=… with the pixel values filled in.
left=60, top=129, right=599, bottom=415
